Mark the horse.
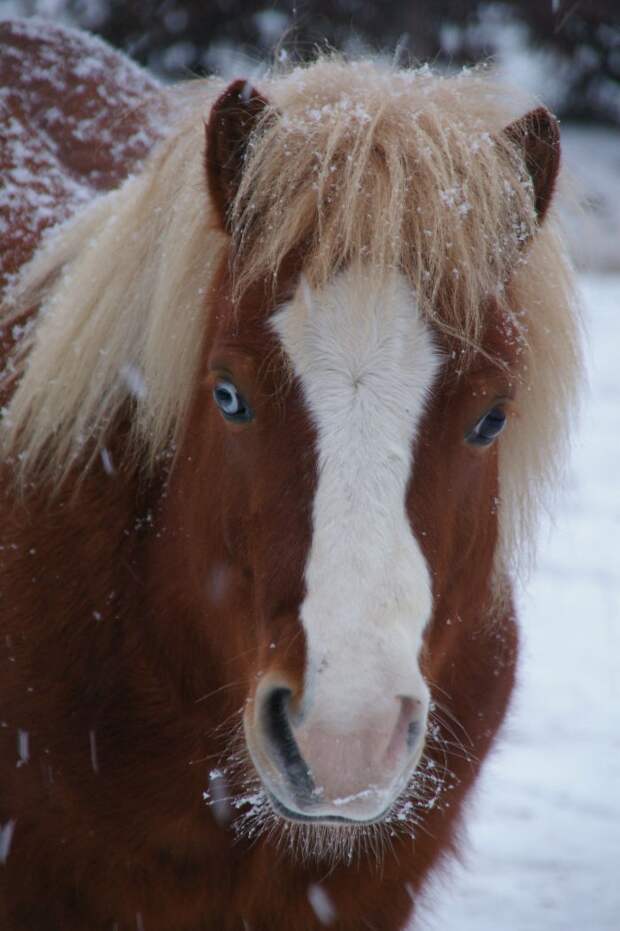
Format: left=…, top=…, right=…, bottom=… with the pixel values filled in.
left=0, top=18, right=582, bottom=931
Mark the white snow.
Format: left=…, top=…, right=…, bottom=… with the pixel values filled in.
left=560, top=126, right=620, bottom=274
left=0, top=819, right=16, bottom=864
left=120, top=364, right=147, bottom=401
left=89, top=729, right=99, bottom=774
left=307, top=883, right=337, bottom=926
left=206, top=768, right=234, bottom=827
left=0, top=18, right=166, bottom=287
left=99, top=447, right=115, bottom=476
left=16, top=729, right=29, bottom=767
left=416, top=273, right=620, bottom=931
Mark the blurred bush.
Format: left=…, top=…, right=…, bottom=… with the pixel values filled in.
left=6, top=1, right=620, bottom=124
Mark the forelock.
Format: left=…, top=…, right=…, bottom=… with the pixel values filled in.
left=231, top=58, right=538, bottom=354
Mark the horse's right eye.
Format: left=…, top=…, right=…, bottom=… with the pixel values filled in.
left=213, top=379, right=254, bottom=424
left=465, top=406, right=507, bottom=447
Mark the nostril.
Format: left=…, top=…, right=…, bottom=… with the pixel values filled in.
left=407, top=718, right=421, bottom=750
left=384, top=696, right=425, bottom=765
left=263, top=688, right=295, bottom=761
left=261, top=688, right=314, bottom=798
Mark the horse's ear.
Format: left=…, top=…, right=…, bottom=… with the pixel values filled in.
left=205, top=79, right=270, bottom=231
left=503, top=106, right=560, bottom=225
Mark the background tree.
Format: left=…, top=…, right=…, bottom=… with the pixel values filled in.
left=9, top=1, right=620, bottom=123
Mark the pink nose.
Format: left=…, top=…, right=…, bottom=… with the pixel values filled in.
left=252, top=687, right=426, bottom=822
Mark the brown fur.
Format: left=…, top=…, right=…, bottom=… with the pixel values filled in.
left=0, top=22, right=581, bottom=931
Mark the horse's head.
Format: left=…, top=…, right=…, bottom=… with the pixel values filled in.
left=167, top=77, right=561, bottom=831
left=203, top=261, right=438, bottom=825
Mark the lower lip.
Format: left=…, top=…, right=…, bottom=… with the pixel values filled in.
left=266, top=790, right=391, bottom=826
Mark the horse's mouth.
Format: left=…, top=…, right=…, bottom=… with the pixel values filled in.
left=265, top=788, right=392, bottom=826
left=244, top=682, right=427, bottom=826
left=246, top=720, right=413, bottom=826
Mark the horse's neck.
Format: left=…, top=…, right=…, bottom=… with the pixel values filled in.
left=0, top=460, right=213, bottom=809
left=0, top=461, right=144, bottom=683
left=0, top=410, right=227, bottom=753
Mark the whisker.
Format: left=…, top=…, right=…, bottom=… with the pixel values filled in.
left=194, top=680, right=244, bottom=704
left=429, top=697, right=475, bottom=747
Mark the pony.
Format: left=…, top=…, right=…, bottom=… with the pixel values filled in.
left=0, top=18, right=581, bottom=931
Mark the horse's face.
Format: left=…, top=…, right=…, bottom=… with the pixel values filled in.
left=204, top=263, right=440, bottom=822
left=190, top=80, right=557, bottom=827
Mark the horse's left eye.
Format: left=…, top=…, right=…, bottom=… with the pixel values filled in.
left=466, top=406, right=507, bottom=446
left=213, top=379, right=254, bottom=423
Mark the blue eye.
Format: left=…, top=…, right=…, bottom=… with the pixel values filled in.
left=213, top=379, right=254, bottom=423
left=466, top=406, right=507, bottom=446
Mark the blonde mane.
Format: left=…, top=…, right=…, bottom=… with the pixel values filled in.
left=0, top=57, right=582, bottom=573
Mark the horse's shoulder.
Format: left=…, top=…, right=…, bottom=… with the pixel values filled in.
left=0, top=18, right=166, bottom=283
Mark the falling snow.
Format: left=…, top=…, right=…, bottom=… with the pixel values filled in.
left=89, top=729, right=99, bottom=774
left=100, top=447, right=115, bottom=476
left=119, top=364, right=147, bottom=401
left=16, top=729, right=29, bottom=767
left=307, top=883, right=337, bottom=926
left=0, top=819, right=16, bottom=864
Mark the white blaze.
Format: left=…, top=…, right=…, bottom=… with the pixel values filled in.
left=272, top=266, right=441, bottom=740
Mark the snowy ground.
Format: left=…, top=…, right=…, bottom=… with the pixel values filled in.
left=417, top=274, right=620, bottom=931
left=560, top=126, right=620, bottom=274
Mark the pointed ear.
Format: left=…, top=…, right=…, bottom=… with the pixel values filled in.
left=205, top=79, right=270, bottom=232
left=504, top=106, right=560, bottom=224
